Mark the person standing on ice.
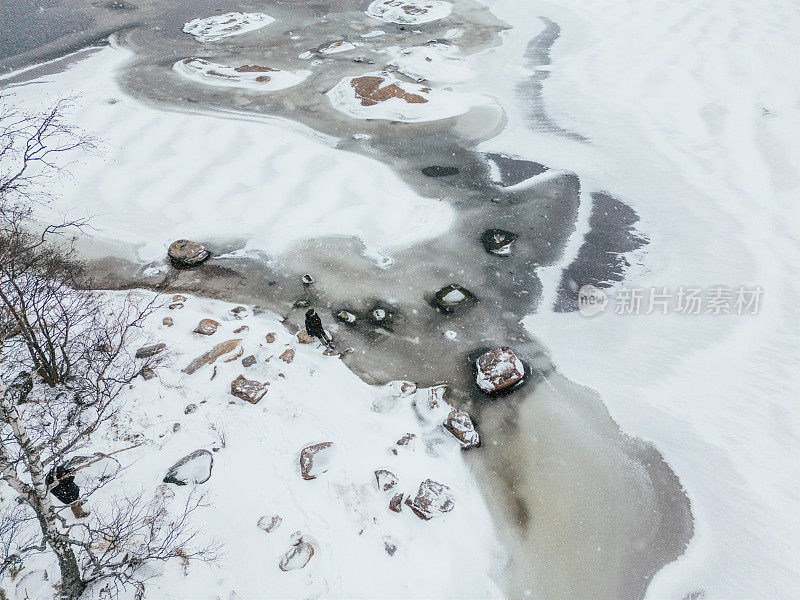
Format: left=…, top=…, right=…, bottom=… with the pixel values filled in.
left=305, top=309, right=335, bottom=350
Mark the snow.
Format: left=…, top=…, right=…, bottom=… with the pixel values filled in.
left=4, top=45, right=453, bottom=264
left=384, top=43, right=474, bottom=83
left=440, top=289, right=466, bottom=304
left=361, top=30, right=386, bottom=39
left=319, top=41, right=358, bottom=55
left=327, top=70, right=490, bottom=122
left=468, top=0, right=800, bottom=597
left=365, top=0, right=452, bottom=25
left=182, top=13, right=275, bottom=42
left=103, top=292, right=505, bottom=598
left=172, top=59, right=310, bottom=91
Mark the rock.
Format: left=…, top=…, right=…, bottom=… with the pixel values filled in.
left=412, top=384, right=450, bottom=424
left=294, top=299, right=310, bottom=308
left=387, top=381, right=417, bottom=397
left=230, top=306, right=247, bottom=318
left=173, top=422, right=181, bottom=432
left=336, top=310, right=357, bottom=324
left=432, top=284, right=476, bottom=313
left=168, top=239, right=210, bottom=268
left=370, top=307, right=388, bottom=322
left=296, top=331, right=314, bottom=344
left=405, top=479, right=454, bottom=520
left=375, top=469, right=398, bottom=491
left=135, top=343, right=166, bottom=359
left=234, top=325, right=249, bottom=334
left=242, top=355, right=257, bottom=367
left=265, top=332, right=276, bottom=343
left=301, top=274, right=315, bottom=285
left=140, top=366, right=157, bottom=380
left=182, top=339, right=242, bottom=374
left=279, top=348, right=295, bottom=363
left=173, top=294, right=187, bottom=302
left=384, top=538, right=397, bottom=556
left=396, top=433, right=417, bottom=447
left=230, top=375, right=268, bottom=404
left=476, top=347, right=525, bottom=394
left=163, top=449, right=213, bottom=485
left=300, top=442, right=334, bottom=480
left=443, top=408, right=480, bottom=448
left=421, top=165, right=459, bottom=177
left=257, top=515, right=282, bottom=533
left=184, top=404, right=197, bottom=414
left=481, top=229, right=517, bottom=256
left=389, top=493, right=404, bottom=513
left=279, top=534, right=314, bottom=571
left=163, top=317, right=174, bottom=327
left=194, top=319, right=220, bottom=335
left=169, top=303, right=184, bottom=310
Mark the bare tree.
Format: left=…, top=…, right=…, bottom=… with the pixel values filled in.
left=0, top=101, right=216, bottom=599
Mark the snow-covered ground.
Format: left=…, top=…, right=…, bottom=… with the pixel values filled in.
left=1, top=46, right=453, bottom=265
left=1, top=291, right=505, bottom=600
left=468, top=0, right=800, bottom=598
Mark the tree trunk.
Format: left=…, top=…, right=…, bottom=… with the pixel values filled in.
left=51, top=537, right=85, bottom=600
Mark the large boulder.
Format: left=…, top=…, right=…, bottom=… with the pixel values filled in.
left=405, top=479, right=454, bottom=520
left=163, top=449, right=213, bottom=486
left=230, top=375, right=268, bottom=404
left=476, top=347, right=525, bottom=394
left=279, top=533, right=315, bottom=571
left=182, top=339, right=242, bottom=374
left=168, top=239, right=210, bottom=269
left=432, top=284, right=476, bottom=313
left=300, top=442, right=334, bottom=480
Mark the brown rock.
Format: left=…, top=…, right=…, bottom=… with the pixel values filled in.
left=230, top=375, right=268, bottom=404
left=173, top=294, right=187, bottom=302
left=135, top=343, right=166, bottom=359
left=296, top=331, right=314, bottom=344
left=350, top=75, right=429, bottom=107
left=375, top=469, right=398, bottom=492
left=384, top=538, right=397, bottom=556
left=182, top=339, right=242, bottom=374
left=300, top=442, right=334, bottom=480
left=230, top=306, right=247, bottom=318
left=265, top=333, right=276, bottom=343
left=279, top=349, right=295, bottom=364
left=242, top=355, right=257, bottom=367
left=222, top=346, right=244, bottom=362
left=405, top=479, right=454, bottom=521
left=396, top=433, right=416, bottom=447
left=194, top=319, right=220, bottom=336
left=443, top=408, right=480, bottom=449
left=169, top=303, right=184, bottom=310
left=140, top=366, right=157, bottom=381
left=257, top=515, right=282, bottom=533
left=475, top=347, right=525, bottom=394
left=279, top=534, right=314, bottom=571
left=234, top=325, right=249, bottom=334
left=163, top=317, right=174, bottom=327
left=168, top=239, right=209, bottom=268
left=389, top=493, right=404, bottom=513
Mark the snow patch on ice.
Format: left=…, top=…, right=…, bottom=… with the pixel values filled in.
left=182, top=12, right=275, bottom=42
left=366, top=0, right=452, bottom=24
left=385, top=43, right=474, bottom=83
left=173, top=58, right=310, bottom=91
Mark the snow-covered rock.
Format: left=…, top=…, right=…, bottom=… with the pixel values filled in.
left=319, top=41, right=358, bottom=54
left=412, top=384, right=451, bottom=424
left=173, top=59, right=310, bottom=91
left=375, top=469, right=399, bottom=491
left=163, top=449, right=213, bottom=486
left=182, top=12, right=275, bottom=42
left=405, top=479, right=454, bottom=520
left=365, top=0, right=452, bottom=24
left=257, top=515, right=282, bottom=533
left=432, top=284, right=475, bottom=313
left=194, top=318, right=220, bottom=336
left=300, top=442, right=334, bottom=480
left=279, top=533, right=315, bottom=571
left=327, top=71, right=488, bottom=122
left=475, top=347, right=525, bottom=394
left=443, top=408, right=480, bottom=449
left=481, top=229, right=517, bottom=256
left=168, top=239, right=209, bottom=268
left=135, top=342, right=166, bottom=358
left=230, top=374, right=269, bottom=404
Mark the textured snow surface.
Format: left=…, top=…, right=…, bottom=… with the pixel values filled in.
left=182, top=12, right=275, bottom=42
left=385, top=43, right=473, bottom=84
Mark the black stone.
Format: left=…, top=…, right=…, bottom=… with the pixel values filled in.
left=421, top=166, right=459, bottom=177
left=431, top=284, right=477, bottom=313
left=481, top=229, right=518, bottom=256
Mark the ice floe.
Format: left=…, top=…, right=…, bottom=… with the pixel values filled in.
left=365, top=0, right=452, bottom=25
left=182, top=12, right=275, bottom=42
left=173, top=58, right=310, bottom=91
left=385, top=43, right=473, bottom=83
left=327, top=70, right=487, bottom=122
left=319, top=41, right=359, bottom=54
